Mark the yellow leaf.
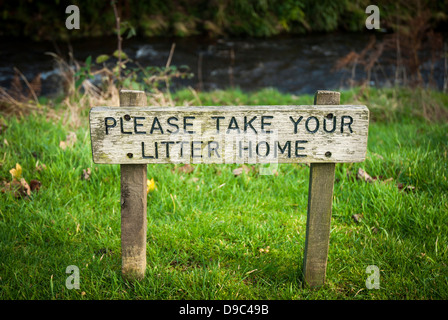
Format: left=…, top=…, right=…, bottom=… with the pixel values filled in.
left=147, top=178, right=156, bottom=194
left=9, top=163, right=22, bottom=180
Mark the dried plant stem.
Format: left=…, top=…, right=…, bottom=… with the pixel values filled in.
left=444, top=43, right=448, bottom=93
left=13, top=67, right=39, bottom=104
left=165, top=43, right=176, bottom=106
left=165, top=43, right=176, bottom=69
left=197, top=52, right=203, bottom=91
left=112, top=1, right=122, bottom=83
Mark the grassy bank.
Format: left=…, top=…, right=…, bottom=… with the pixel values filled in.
left=0, top=86, right=447, bottom=299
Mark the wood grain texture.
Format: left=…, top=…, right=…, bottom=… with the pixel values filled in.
left=119, top=90, right=147, bottom=281
left=302, top=91, right=340, bottom=288
left=89, top=105, right=369, bottom=164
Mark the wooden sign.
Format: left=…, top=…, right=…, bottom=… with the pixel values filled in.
left=89, top=105, right=369, bottom=164
left=89, top=90, right=370, bottom=287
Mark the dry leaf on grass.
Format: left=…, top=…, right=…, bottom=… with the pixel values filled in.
left=397, top=183, right=416, bottom=192
left=19, top=179, right=31, bottom=197
left=357, top=168, right=374, bottom=183
left=355, top=168, right=415, bottom=192
left=82, top=168, right=91, bottom=180
left=2, top=178, right=31, bottom=198
left=147, top=178, right=156, bottom=194
left=176, top=164, right=194, bottom=174
left=233, top=165, right=251, bottom=176
left=352, top=213, right=363, bottom=223
left=35, top=162, right=47, bottom=172
left=29, top=179, right=42, bottom=192
left=259, top=246, right=270, bottom=253
left=356, top=168, right=398, bottom=185
left=3, top=163, right=41, bottom=198
left=59, top=132, right=77, bottom=150
left=9, top=163, right=22, bottom=180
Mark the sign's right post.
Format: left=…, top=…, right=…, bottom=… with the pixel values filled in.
left=302, top=90, right=340, bottom=288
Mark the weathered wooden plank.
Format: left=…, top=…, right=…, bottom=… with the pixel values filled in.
left=119, top=90, right=147, bottom=281
left=302, top=90, right=340, bottom=288
left=89, top=104, right=369, bottom=164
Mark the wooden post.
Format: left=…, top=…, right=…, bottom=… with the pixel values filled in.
left=302, top=90, right=340, bottom=288
left=119, top=90, right=147, bottom=281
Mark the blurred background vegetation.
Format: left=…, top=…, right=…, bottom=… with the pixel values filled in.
left=1, top=0, right=447, bottom=40
left=1, top=0, right=447, bottom=117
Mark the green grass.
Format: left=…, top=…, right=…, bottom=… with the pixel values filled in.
left=0, top=87, right=447, bottom=300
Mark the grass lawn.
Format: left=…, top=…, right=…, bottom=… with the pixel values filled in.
left=0, top=87, right=447, bottom=300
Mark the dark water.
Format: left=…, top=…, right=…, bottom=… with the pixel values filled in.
left=0, top=33, right=446, bottom=97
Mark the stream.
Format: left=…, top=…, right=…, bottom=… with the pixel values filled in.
left=0, top=32, right=446, bottom=97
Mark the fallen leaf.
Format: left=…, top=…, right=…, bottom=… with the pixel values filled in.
left=233, top=165, right=251, bottom=176
left=357, top=168, right=374, bottom=183
left=245, top=269, right=258, bottom=275
left=398, top=184, right=416, bottom=192
left=35, top=162, right=47, bottom=172
left=19, top=178, right=31, bottom=196
left=2, top=178, right=31, bottom=198
left=176, top=164, right=194, bottom=174
left=372, top=153, right=384, bottom=160
left=258, top=246, right=270, bottom=253
left=352, top=213, right=363, bottom=223
left=60, top=132, right=77, bottom=150
left=29, top=179, right=42, bottom=192
left=147, top=178, right=156, bottom=193
left=9, top=163, right=22, bottom=180
left=82, top=168, right=91, bottom=180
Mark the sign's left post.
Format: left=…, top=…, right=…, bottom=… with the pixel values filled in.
left=119, top=90, right=147, bottom=281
